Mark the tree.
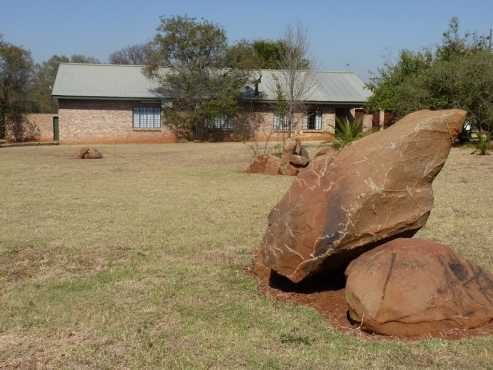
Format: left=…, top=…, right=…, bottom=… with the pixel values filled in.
left=30, top=55, right=69, bottom=113
left=367, top=18, right=493, bottom=132
left=227, top=39, right=310, bottom=70
left=436, top=17, right=490, bottom=62
left=419, top=51, right=493, bottom=131
left=30, top=54, right=100, bottom=113
left=272, top=24, right=315, bottom=137
left=145, top=16, right=251, bottom=138
left=254, top=39, right=309, bottom=69
left=366, top=50, right=433, bottom=113
left=69, top=55, right=100, bottom=64
left=0, top=36, right=34, bottom=139
left=109, top=43, right=153, bottom=65
left=227, top=40, right=262, bottom=70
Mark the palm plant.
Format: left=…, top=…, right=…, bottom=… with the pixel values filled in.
left=332, top=118, right=364, bottom=150
left=476, top=132, right=491, bottom=155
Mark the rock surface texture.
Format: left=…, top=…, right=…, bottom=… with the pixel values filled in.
left=345, top=238, right=493, bottom=336
left=279, top=138, right=310, bottom=176
left=246, top=155, right=282, bottom=176
left=261, top=109, right=467, bottom=283
left=78, top=147, right=103, bottom=159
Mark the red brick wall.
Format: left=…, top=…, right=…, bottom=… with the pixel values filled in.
left=57, top=99, right=358, bottom=144
left=240, top=103, right=336, bottom=142
left=58, top=99, right=176, bottom=144
left=5, top=113, right=56, bottom=142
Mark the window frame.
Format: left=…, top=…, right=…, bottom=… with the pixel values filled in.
left=207, top=114, right=235, bottom=131
left=132, top=104, right=161, bottom=130
left=303, top=110, right=323, bottom=131
left=272, top=112, right=291, bottom=131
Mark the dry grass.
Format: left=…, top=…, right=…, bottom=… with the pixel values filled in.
left=0, top=143, right=492, bottom=369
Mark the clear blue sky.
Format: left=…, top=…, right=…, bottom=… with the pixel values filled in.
left=1, top=0, right=491, bottom=81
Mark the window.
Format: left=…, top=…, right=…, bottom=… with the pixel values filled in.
left=273, top=113, right=290, bottom=131
left=303, top=111, right=323, bottom=131
left=208, top=115, right=235, bottom=130
left=133, top=105, right=161, bottom=129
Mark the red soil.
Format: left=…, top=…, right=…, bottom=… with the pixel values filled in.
left=248, top=251, right=493, bottom=341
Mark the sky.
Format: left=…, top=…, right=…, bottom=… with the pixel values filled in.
left=1, top=0, right=492, bottom=81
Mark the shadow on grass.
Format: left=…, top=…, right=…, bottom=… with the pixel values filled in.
left=268, top=268, right=346, bottom=293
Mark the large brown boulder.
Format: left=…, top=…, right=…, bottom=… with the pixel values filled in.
left=305, top=146, right=339, bottom=173
left=261, top=109, right=467, bottom=283
left=345, top=238, right=493, bottom=336
left=314, top=146, right=338, bottom=159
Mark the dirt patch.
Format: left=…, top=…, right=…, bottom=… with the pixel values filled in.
left=0, top=244, right=131, bottom=283
left=249, top=251, right=493, bottom=341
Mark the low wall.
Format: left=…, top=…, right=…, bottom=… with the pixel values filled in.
left=5, top=113, right=55, bottom=142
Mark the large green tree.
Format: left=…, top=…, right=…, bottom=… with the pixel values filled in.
left=145, top=16, right=251, bottom=137
left=227, top=39, right=310, bottom=70
left=367, top=18, right=493, bottom=131
left=0, top=36, right=34, bottom=139
left=31, top=54, right=100, bottom=113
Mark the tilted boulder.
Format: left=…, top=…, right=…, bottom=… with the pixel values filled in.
left=345, top=238, right=493, bottom=336
left=261, top=109, right=467, bottom=283
left=305, top=146, right=339, bottom=173
left=314, top=146, right=338, bottom=159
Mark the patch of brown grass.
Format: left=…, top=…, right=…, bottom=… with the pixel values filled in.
left=0, top=143, right=492, bottom=369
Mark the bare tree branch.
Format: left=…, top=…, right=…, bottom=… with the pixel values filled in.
left=272, top=24, right=317, bottom=137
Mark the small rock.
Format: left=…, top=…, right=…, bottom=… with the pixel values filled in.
left=78, top=147, right=103, bottom=159
left=246, top=155, right=281, bottom=175
left=78, top=147, right=90, bottom=159
left=289, top=154, right=310, bottom=167
left=279, top=139, right=310, bottom=176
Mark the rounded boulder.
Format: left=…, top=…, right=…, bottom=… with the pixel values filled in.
left=345, top=238, right=493, bottom=336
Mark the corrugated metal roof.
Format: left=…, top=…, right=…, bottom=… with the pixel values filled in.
left=254, top=69, right=371, bottom=103
left=53, top=63, right=161, bottom=99
left=53, top=63, right=370, bottom=103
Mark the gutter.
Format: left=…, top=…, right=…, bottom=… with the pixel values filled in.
left=53, top=95, right=367, bottom=106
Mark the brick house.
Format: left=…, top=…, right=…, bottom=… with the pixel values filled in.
left=52, top=63, right=371, bottom=144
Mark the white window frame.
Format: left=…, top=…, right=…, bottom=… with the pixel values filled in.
left=303, top=111, right=323, bottom=131
left=273, top=113, right=290, bottom=131
left=207, top=114, right=235, bottom=130
left=133, top=105, right=161, bottom=129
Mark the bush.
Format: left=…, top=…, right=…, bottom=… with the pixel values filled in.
left=476, top=132, right=491, bottom=155
left=332, top=118, right=363, bottom=150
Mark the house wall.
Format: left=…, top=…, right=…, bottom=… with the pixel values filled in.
left=241, top=103, right=336, bottom=142
left=353, top=108, right=376, bottom=132
left=27, top=113, right=56, bottom=141
left=5, top=113, right=56, bottom=142
left=56, top=99, right=363, bottom=144
left=58, top=99, right=176, bottom=144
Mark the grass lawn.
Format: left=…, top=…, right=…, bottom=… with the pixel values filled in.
left=1, top=143, right=492, bottom=369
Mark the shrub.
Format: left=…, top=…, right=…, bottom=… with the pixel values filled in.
left=332, top=118, right=363, bottom=150
left=476, top=132, right=491, bottom=155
